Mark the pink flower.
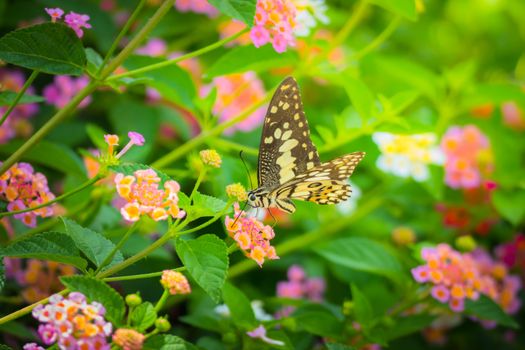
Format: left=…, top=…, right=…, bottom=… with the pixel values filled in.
left=43, top=75, right=91, bottom=109
left=501, top=101, right=525, bottom=130
left=112, top=328, right=145, bottom=350
left=45, top=8, right=64, bottom=22
left=38, top=324, right=58, bottom=345
left=64, top=11, right=92, bottom=38
left=247, top=325, right=284, bottom=346
left=249, top=0, right=297, bottom=53
left=0, top=162, right=56, bottom=227
left=411, top=265, right=430, bottom=283
left=23, top=343, right=45, bottom=350
left=136, top=38, right=168, bottom=57
left=160, top=270, right=191, bottom=295
left=225, top=203, right=278, bottom=266
left=204, top=72, right=267, bottom=134
left=114, top=169, right=185, bottom=222
left=449, top=298, right=464, bottom=312
left=441, top=125, right=493, bottom=189
left=174, top=0, right=218, bottom=17
left=287, top=265, right=305, bottom=281
left=431, top=285, right=450, bottom=303
left=115, top=132, right=146, bottom=158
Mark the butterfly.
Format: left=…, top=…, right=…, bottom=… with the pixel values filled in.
left=247, top=77, right=365, bottom=214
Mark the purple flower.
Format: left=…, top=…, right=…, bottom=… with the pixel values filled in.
left=411, top=265, right=430, bottom=283
left=287, top=265, right=305, bottom=282
left=43, top=75, right=91, bottom=109
left=128, top=132, right=145, bottom=146
left=247, top=325, right=284, bottom=346
left=45, top=8, right=64, bottom=22
left=23, top=343, right=45, bottom=350
left=64, top=11, right=92, bottom=38
left=38, top=324, right=58, bottom=345
left=431, top=285, right=450, bottom=303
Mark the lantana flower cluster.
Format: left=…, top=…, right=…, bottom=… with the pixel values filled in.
left=207, top=72, right=267, bottom=134
left=225, top=203, right=279, bottom=266
left=45, top=8, right=91, bottom=37
left=276, top=264, right=325, bottom=317
left=115, top=169, right=186, bottom=222
left=251, top=0, right=298, bottom=53
left=112, top=328, right=145, bottom=350
left=441, top=125, right=493, bottom=189
left=372, top=132, right=444, bottom=182
left=43, top=75, right=91, bottom=109
left=31, top=292, right=112, bottom=349
left=412, top=244, right=521, bottom=315
left=0, top=69, right=39, bottom=144
left=5, top=258, right=74, bottom=303
left=160, top=270, right=191, bottom=295
left=0, top=162, right=56, bottom=227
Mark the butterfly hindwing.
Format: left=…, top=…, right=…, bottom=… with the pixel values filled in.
left=271, top=152, right=365, bottom=205
left=257, top=77, right=321, bottom=190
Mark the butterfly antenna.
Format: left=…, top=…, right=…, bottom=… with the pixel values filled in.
left=267, top=208, right=277, bottom=228
left=239, top=150, right=253, bottom=190
left=231, top=199, right=249, bottom=228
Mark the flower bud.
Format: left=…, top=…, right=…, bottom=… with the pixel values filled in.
left=155, top=317, right=171, bottom=332
left=125, top=293, right=142, bottom=307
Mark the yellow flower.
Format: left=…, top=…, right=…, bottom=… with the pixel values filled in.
left=199, top=149, right=222, bottom=168
left=226, top=183, right=248, bottom=202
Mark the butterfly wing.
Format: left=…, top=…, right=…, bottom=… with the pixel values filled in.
left=272, top=152, right=365, bottom=205
left=257, top=77, right=321, bottom=190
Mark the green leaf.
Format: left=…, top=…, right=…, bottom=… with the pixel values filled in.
left=207, top=0, right=256, bottom=26
left=465, top=294, right=519, bottom=329
left=326, top=344, right=357, bottom=350
left=175, top=234, right=229, bottom=303
left=130, top=302, right=157, bottom=332
left=492, top=189, right=525, bottom=226
left=0, top=345, right=14, bottom=350
left=351, top=284, right=374, bottom=327
left=369, top=0, right=417, bottom=20
left=315, top=237, right=404, bottom=283
left=339, top=75, right=376, bottom=121
left=206, top=45, right=298, bottom=78
left=189, top=192, right=228, bottom=219
left=61, top=217, right=124, bottom=271
left=143, top=334, right=198, bottom=350
left=222, top=283, right=257, bottom=329
left=0, top=139, right=86, bottom=177
left=0, top=23, right=86, bottom=75
left=0, top=90, right=44, bottom=106
left=60, top=275, right=125, bottom=326
left=1, top=231, right=87, bottom=270
left=293, top=304, right=343, bottom=338
left=383, top=314, right=435, bottom=341
left=85, top=47, right=103, bottom=76
left=123, top=56, right=196, bottom=110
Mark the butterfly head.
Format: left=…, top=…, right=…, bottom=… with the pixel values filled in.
left=247, top=188, right=269, bottom=208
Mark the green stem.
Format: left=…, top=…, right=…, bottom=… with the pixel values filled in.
left=229, top=194, right=384, bottom=278
left=209, top=138, right=259, bottom=157
left=0, top=289, right=68, bottom=326
left=154, top=289, right=170, bottom=312
left=103, top=267, right=185, bottom=282
left=332, top=0, right=369, bottom=49
left=352, top=15, right=401, bottom=60
left=96, top=0, right=147, bottom=77
left=152, top=88, right=273, bottom=168
left=176, top=200, right=233, bottom=236
left=99, top=0, right=177, bottom=80
left=0, top=70, right=39, bottom=127
left=0, top=174, right=102, bottom=218
left=189, top=168, right=206, bottom=202
left=107, top=28, right=249, bottom=81
left=0, top=81, right=98, bottom=176
left=95, top=221, right=139, bottom=275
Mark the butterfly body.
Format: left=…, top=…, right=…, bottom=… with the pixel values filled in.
left=247, top=77, right=364, bottom=214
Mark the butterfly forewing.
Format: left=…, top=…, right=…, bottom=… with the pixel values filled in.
left=257, top=77, right=321, bottom=190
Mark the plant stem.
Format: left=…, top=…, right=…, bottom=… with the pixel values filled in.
left=99, top=0, right=177, bottom=80
left=97, top=0, right=147, bottom=77
left=0, top=174, right=102, bottom=218
left=0, top=70, right=39, bottom=127
left=332, top=0, right=369, bottom=49
left=0, top=81, right=99, bottom=176
left=154, top=289, right=170, bottom=312
left=352, top=15, right=401, bottom=60
left=95, top=221, right=139, bottom=275
left=107, top=28, right=249, bottom=81
left=189, top=168, right=206, bottom=202
left=103, top=267, right=186, bottom=282
left=152, top=89, right=273, bottom=168
left=0, top=289, right=68, bottom=326
left=228, top=194, right=384, bottom=278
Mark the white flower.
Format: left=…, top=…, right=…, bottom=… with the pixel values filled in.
left=293, top=0, right=329, bottom=37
